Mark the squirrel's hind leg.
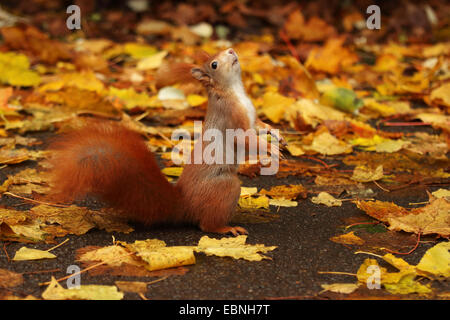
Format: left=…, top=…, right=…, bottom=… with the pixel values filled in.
left=196, top=176, right=246, bottom=236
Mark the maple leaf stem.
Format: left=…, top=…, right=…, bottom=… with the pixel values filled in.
left=3, top=191, right=71, bottom=208
left=373, top=180, right=390, bottom=192
left=345, top=221, right=379, bottom=230
left=383, top=122, right=431, bottom=126
left=317, top=271, right=357, bottom=276
left=301, top=156, right=331, bottom=169
left=2, top=242, right=10, bottom=262
left=39, top=251, right=135, bottom=286
left=279, top=30, right=300, bottom=62
left=383, top=232, right=421, bottom=255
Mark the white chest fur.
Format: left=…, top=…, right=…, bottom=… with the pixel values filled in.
left=231, top=82, right=256, bottom=127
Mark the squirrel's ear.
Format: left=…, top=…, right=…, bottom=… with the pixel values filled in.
left=191, top=67, right=210, bottom=84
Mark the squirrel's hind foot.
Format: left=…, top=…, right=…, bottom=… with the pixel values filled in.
left=202, top=226, right=248, bottom=236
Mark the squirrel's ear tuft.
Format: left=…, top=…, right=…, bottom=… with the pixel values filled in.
left=191, top=67, right=210, bottom=84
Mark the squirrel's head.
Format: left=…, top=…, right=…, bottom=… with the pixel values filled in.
left=191, top=48, right=241, bottom=89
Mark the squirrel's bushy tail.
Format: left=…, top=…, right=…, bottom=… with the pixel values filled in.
left=47, top=122, right=181, bottom=225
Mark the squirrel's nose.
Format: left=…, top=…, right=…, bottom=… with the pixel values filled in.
left=228, top=48, right=235, bottom=55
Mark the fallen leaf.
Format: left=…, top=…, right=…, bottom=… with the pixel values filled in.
left=305, top=131, right=352, bottom=155
left=320, top=87, right=363, bottom=114
left=0, top=52, right=40, bottom=86
left=311, top=192, right=342, bottom=207
left=416, top=241, right=450, bottom=278
left=431, top=189, right=450, bottom=199
left=13, top=247, right=56, bottom=261
left=42, top=277, right=124, bottom=300
left=238, top=195, right=270, bottom=209
left=136, top=50, right=168, bottom=70
left=320, top=283, right=359, bottom=294
left=269, top=198, right=298, bottom=207
left=430, top=83, right=450, bottom=108
left=195, top=235, right=277, bottom=261
left=351, top=165, right=384, bottom=182
left=259, top=184, right=307, bottom=200
left=356, top=196, right=450, bottom=237
left=330, top=232, right=365, bottom=245
left=0, top=268, right=24, bottom=288
left=120, top=239, right=195, bottom=271
left=115, top=281, right=148, bottom=295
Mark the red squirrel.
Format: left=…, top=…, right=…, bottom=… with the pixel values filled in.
left=48, top=48, right=284, bottom=236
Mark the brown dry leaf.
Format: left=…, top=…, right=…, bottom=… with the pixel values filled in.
left=0, top=268, right=24, bottom=288
left=1, top=25, right=72, bottom=64
left=44, top=87, right=121, bottom=118
left=283, top=10, right=335, bottom=42
left=403, top=132, right=448, bottom=159
left=305, top=38, right=359, bottom=74
left=356, top=195, right=450, bottom=237
left=1, top=168, right=51, bottom=195
left=305, top=131, right=352, bottom=155
left=0, top=208, right=29, bottom=225
left=30, top=205, right=133, bottom=236
left=259, top=184, right=307, bottom=200
left=77, top=245, right=141, bottom=267
left=430, top=83, right=450, bottom=109
left=351, top=165, right=384, bottom=183
left=115, top=281, right=148, bottom=295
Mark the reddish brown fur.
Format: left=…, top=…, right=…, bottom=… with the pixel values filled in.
left=155, top=62, right=196, bottom=88
left=48, top=122, right=182, bottom=225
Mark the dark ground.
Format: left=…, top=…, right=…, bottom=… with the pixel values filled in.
left=0, top=0, right=448, bottom=302
left=0, top=129, right=448, bottom=300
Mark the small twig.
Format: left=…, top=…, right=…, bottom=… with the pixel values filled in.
left=46, top=238, right=69, bottom=252
left=134, top=111, right=149, bottom=122
left=345, top=221, right=380, bottom=230
left=39, top=251, right=135, bottom=286
left=22, top=268, right=61, bottom=275
left=138, top=293, right=148, bottom=300
left=354, top=251, right=383, bottom=259
left=3, top=242, right=10, bottom=262
left=373, top=180, right=390, bottom=192
left=146, top=276, right=169, bottom=286
left=383, top=232, right=421, bottom=255
left=279, top=30, right=300, bottom=62
left=383, top=122, right=431, bottom=126
left=2, top=192, right=71, bottom=208
left=317, top=271, right=357, bottom=277
left=409, top=201, right=429, bottom=205
left=301, top=156, right=331, bottom=169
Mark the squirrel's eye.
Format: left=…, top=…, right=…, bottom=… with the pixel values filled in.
left=211, top=61, right=218, bottom=69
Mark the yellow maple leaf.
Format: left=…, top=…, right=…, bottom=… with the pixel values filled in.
left=330, top=232, right=365, bottom=245
left=42, top=277, right=123, bottom=300
left=416, top=241, right=450, bottom=278
left=38, top=71, right=104, bottom=93
left=13, top=247, right=56, bottom=261
left=195, top=235, right=277, bottom=261
left=0, top=52, right=41, bottom=87
left=305, top=131, right=352, bottom=155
